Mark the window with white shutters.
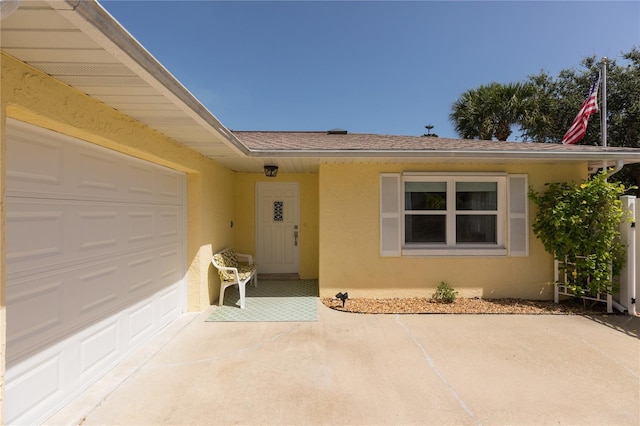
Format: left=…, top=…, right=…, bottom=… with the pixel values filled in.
left=380, top=172, right=528, bottom=257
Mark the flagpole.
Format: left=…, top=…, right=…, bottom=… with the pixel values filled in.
left=601, top=57, right=607, bottom=176
left=601, top=57, right=607, bottom=148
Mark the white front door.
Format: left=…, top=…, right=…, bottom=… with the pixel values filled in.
left=256, top=182, right=299, bottom=274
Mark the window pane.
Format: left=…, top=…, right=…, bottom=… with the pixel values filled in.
left=456, top=182, right=497, bottom=210
left=405, top=182, right=446, bottom=210
left=405, top=215, right=446, bottom=243
left=456, top=215, right=497, bottom=243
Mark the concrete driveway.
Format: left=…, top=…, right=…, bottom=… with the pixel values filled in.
left=47, top=302, right=639, bottom=425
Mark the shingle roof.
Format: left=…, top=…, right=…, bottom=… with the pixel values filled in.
left=232, top=130, right=636, bottom=154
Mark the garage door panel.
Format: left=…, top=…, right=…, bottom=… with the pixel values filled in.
left=6, top=279, right=65, bottom=355
left=157, top=285, right=182, bottom=327
left=129, top=211, right=155, bottom=243
left=127, top=302, right=154, bottom=345
left=7, top=199, right=182, bottom=276
left=159, top=208, right=181, bottom=239
left=7, top=120, right=184, bottom=206
left=78, top=210, right=119, bottom=250
left=6, top=351, right=63, bottom=422
left=6, top=209, right=64, bottom=265
left=128, top=164, right=155, bottom=196
left=159, top=248, right=181, bottom=283
left=77, top=148, right=121, bottom=193
left=7, top=261, right=123, bottom=364
left=5, top=128, right=63, bottom=187
left=6, top=119, right=186, bottom=425
left=126, top=254, right=155, bottom=293
left=8, top=244, right=181, bottom=364
left=78, top=321, right=119, bottom=377
left=159, top=171, right=181, bottom=199
left=7, top=282, right=184, bottom=425
left=78, top=265, right=121, bottom=316
left=6, top=292, right=175, bottom=425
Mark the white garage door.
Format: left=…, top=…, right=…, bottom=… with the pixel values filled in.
left=4, top=119, right=186, bottom=425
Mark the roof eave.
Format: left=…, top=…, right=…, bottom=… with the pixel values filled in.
left=247, top=149, right=640, bottom=163
left=50, top=0, right=250, bottom=156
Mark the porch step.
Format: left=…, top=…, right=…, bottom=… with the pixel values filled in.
left=258, top=273, right=301, bottom=281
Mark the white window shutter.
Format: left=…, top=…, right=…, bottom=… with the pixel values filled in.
left=508, top=174, right=529, bottom=257
left=380, top=173, right=402, bottom=256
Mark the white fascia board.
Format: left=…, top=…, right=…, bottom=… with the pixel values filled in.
left=49, top=0, right=249, bottom=156
left=245, top=149, right=640, bottom=163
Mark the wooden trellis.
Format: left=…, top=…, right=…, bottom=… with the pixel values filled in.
left=554, top=256, right=613, bottom=313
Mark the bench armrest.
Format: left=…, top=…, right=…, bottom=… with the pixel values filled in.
left=216, top=265, right=240, bottom=282
left=235, top=253, right=254, bottom=265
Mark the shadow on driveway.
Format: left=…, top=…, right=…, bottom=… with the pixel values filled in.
left=583, top=313, right=640, bottom=339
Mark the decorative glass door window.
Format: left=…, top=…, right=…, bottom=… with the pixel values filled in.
left=273, top=201, right=284, bottom=222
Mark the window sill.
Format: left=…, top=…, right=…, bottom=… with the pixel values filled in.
left=402, top=247, right=507, bottom=257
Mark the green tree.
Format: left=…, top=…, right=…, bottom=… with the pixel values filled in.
left=528, top=171, right=630, bottom=296
left=523, top=47, right=640, bottom=188
left=449, top=82, right=536, bottom=141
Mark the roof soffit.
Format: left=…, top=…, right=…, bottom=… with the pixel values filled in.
left=1, top=0, right=247, bottom=158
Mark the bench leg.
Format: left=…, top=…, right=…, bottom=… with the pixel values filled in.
left=219, top=282, right=237, bottom=307
left=238, top=282, right=246, bottom=309
left=219, top=285, right=225, bottom=306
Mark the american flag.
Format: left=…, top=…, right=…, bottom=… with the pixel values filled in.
left=561, top=72, right=601, bottom=144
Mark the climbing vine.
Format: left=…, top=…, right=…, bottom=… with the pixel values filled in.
left=528, top=171, right=631, bottom=296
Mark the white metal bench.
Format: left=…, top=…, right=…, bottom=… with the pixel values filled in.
left=211, top=248, right=257, bottom=309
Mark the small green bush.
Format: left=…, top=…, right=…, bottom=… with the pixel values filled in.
left=434, top=281, right=458, bottom=303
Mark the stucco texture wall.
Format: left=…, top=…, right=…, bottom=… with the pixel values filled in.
left=318, top=162, right=588, bottom=300
left=1, top=53, right=234, bottom=312
left=234, top=172, right=319, bottom=279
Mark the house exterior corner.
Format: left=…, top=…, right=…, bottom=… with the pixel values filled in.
left=1, top=53, right=233, bottom=313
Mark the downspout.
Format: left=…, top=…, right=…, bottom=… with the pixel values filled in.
left=588, top=160, right=624, bottom=177
left=606, top=159, right=624, bottom=179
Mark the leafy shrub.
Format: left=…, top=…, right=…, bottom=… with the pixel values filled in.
left=434, top=281, right=458, bottom=303
left=528, top=171, right=631, bottom=295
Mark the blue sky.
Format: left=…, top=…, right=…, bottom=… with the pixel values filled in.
left=101, top=1, right=639, bottom=139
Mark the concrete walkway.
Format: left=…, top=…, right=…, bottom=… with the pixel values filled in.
left=47, top=302, right=639, bottom=425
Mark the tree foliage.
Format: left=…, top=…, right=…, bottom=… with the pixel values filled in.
left=449, top=82, right=536, bottom=141
left=448, top=47, right=640, bottom=187
left=524, top=48, right=640, bottom=189
left=521, top=47, right=640, bottom=187
left=528, top=172, right=630, bottom=296
left=523, top=47, right=640, bottom=147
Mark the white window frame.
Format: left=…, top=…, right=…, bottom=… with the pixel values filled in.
left=401, top=172, right=507, bottom=256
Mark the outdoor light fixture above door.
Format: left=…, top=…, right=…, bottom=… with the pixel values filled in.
left=264, top=165, right=278, bottom=177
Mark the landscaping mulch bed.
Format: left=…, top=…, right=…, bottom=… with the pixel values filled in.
left=322, top=296, right=610, bottom=315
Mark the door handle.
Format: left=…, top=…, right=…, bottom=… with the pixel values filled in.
left=294, top=225, right=298, bottom=246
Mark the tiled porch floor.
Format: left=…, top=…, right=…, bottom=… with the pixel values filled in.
left=206, top=279, right=319, bottom=322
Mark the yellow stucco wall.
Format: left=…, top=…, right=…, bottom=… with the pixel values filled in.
left=318, top=162, right=588, bottom=300
left=234, top=172, right=319, bottom=279
left=1, top=53, right=234, bottom=312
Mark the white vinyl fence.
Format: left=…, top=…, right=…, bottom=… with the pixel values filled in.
left=618, top=195, right=638, bottom=316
